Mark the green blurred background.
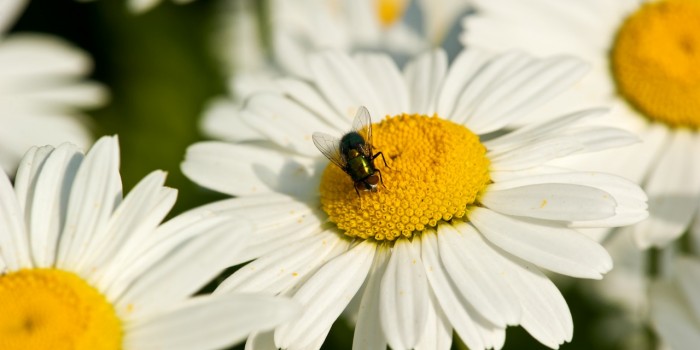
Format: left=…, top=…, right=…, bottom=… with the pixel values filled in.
left=11, top=1, right=645, bottom=349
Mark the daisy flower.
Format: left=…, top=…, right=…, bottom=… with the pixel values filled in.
left=182, top=48, right=648, bottom=349
left=462, top=0, right=700, bottom=248
left=0, top=136, right=299, bottom=350
left=0, top=0, right=106, bottom=175
left=204, top=0, right=472, bottom=142
left=214, top=0, right=472, bottom=76
left=650, top=256, right=700, bottom=349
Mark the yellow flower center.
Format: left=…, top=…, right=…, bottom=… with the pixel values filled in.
left=375, top=0, right=408, bottom=26
left=319, top=114, right=491, bottom=241
left=611, top=0, right=700, bottom=128
left=0, top=269, right=122, bottom=350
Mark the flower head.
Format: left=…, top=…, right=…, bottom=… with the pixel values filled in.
left=0, top=136, right=299, bottom=350
left=183, top=48, right=647, bottom=349
left=462, top=0, right=700, bottom=248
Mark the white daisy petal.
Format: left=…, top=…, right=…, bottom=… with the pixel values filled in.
left=296, top=327, right=333, bottom=350
left=450, top=51, right=535, bottom=125
left=465, top=56, right=589, bottom=134
left=463, top=0, right=614, bottom=58
left=243, top=93, right=340, bottom=156
left=415, top=295, right=453, bottom=350
left=483, top=108, right=609, bottom=151
left=216, top=230, right=351, bottom=296
left=353, top=53, right=410, bottom=116
left=27, top=143, right=83, bottom=268
left=0, top=112, right=92, bottom=175
left=124, top=294, right=300, bottom=350
left=0, top=165, right=31, bottom=270
left=181, top=141, right=318, bottom=197
left=461, top=225, right=573, bottom=347
left=650, top=280, right=700, bottom=350
left=56, top=136, right=122, bottom=271
left=501, top=256, right=573, bottom=348
left=101, top=215, right=236, bottom=300
left=379, top=237, right=430, bottom=349
left=6, top=80, right=106, bottom=110
left=563, top=126, right=640, bottom=153
left=227, top=70, right=280, bottom=100
left=403, top=49, right=448, bottom=115
left=488, top=170, right=648, bottom=228
left=115, top=218, right=251, bottom=318
left=470, top=207, right=612, bottom=279
left=275, top=240, right=376, bottom=350
left=352, top=245, right=390, bottom=350
left=171, top=194, right=324, bottom=263
left=436, top=48, right=496, bottom=120
left=634, top=131, right=700, bottom=248
left=487, top=123, right=637, bottom=162
left=276, top=78, right=347, bottom=131
left=309, top=50, right=383, bottom=118
left=437, top=222, right=521, bottom=327
left=200, top=98, right=263, bottom=142
left=489, top=137, right=583, bottom=171
left=480, top=183, right=616, bottom=221
left=245, top=331, right=276, bottom=350
left=551, top=119, right=669, bottom=186
left=13, top=145, right=55, bottom=213
left=675, top=257, right=700, bottom=320
left=127, top=0, right=161, bottom=13
left=421, top=229, right=489, bottom=350
left=0, top=0, right=25, bottom=33
left=0, top=34, right=92, bottom=82
left=79, top=171, right=175, bottom=280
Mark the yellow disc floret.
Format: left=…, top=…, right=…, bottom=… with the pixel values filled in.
left=0, top=269, right=122, bottom=350
left=611, top=0, right=700, bottom=128
left=375, top=0, right=408, bottom=27
left=320, top=114, right=491, bottom=241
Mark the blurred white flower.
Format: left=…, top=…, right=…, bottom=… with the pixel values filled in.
left=462, top=0, right=700, bottom=249
left=0, top=136, right=299, bottom=350
left=0, top=0, right=106, bottom=175
left=183, top=47, right=648, bottom=349
left=650, top=256, right=700, bottom=350
left=204, top=0, right=473, bottom=142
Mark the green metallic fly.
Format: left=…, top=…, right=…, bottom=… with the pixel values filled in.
left=313, top=106, right=389, bottom=196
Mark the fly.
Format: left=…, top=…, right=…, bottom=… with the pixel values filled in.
left=312, top=106, right=389, bottom=196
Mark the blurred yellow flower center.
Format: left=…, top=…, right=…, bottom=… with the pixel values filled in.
left=375, top=0, right=408, bottom=26
left=611, top=0, right=700, bottom=128
left=0, top=269, right=122, bottom=350
left=319, top=114, right=490, bottom=241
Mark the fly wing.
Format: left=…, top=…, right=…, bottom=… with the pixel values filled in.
left=312, top=132, right=347, bottom=169
left=352, top=106, right=373, bottom=156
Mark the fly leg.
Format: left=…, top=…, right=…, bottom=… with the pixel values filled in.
left=372, top=152, right=390, bottom=169
left=376, top=169, right=388, bottom=191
